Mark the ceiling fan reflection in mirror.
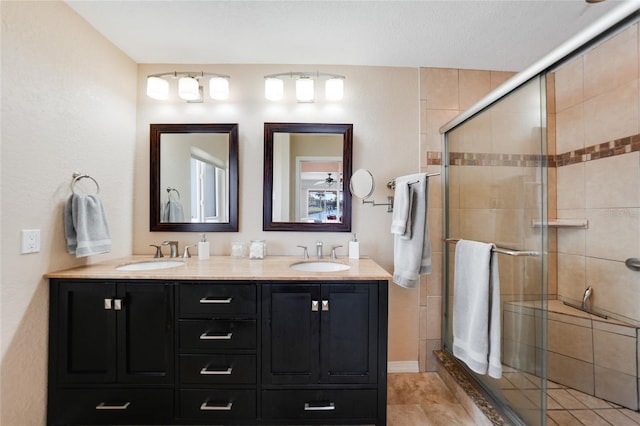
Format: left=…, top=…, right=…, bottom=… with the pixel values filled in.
left=314, top=172, right=337, bottom=187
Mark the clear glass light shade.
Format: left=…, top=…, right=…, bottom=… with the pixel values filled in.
left=178, top=77, right=200, bottom=101
left=209, top=77, right=229, bottom=100
left=146, top=76, right=169, bottom=100
left=296, top=78, right=314, bottom=102
left=265, top=78, right=284, bottom=101
left=325, top=78, right=344, bottom=101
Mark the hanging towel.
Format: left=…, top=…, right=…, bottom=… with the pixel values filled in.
left=392, top=173, right=431, bottom=288
left=162, top=200, right=185, bottom=222
left=452, top=239, right=502, bottom=379
left=390, top=181, right=414, bottom=239
left=64, top=194, right=112, bottom=258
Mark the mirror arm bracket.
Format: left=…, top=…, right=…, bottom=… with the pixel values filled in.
left=362, top=196, right=394, bottom=213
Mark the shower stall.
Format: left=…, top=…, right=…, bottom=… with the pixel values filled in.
left=441, top=4, right=640, bottom=425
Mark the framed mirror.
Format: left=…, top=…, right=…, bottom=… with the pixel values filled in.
left=263, top=122, right=353, bottom=232
left=150, top=123, right=239, bottom=232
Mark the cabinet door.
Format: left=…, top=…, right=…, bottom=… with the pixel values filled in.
left=262, top=284, right=320, bottom=384
left=57, top=281, right=117, bottom=384
left=117, top=282, right=174, bottom=384
left=320, top=284, right=378, bottom=384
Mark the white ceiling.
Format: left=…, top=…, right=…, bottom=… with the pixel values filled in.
left=66, top=0, right=625, bottom=72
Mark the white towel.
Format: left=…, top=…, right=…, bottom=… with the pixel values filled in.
left=452, top=239, right=502, bottom=378
left=64, top=194, right=112, bottom=258
left=162, top=200, right=185, bottom=222
left=390, top=181, right=414, bottom=239
left=392, top=173, right=431, bottom=288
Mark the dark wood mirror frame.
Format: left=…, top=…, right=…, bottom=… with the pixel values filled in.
left=150, top=123, right=239, bottom=232
left=263, top=122, right=353, bottom=232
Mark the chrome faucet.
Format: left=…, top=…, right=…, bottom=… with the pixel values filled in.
left=149, top=244, right=164, bottom=258
left=297, top=245, right=309, bottom=259
left=316, top=241, right=323, bottom=259
left=330, top=245, right=343, bottom=260
left=162, top=241, right=179, bottom=258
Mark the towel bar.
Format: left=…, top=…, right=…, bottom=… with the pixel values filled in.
left=444, top=238, right=540, bottom=257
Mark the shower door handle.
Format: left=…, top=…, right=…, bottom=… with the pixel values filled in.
left=625, top=258, right=640, bottom=271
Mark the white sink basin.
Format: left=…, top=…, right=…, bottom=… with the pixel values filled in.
left=290, top=261, right=351, bottom=272
left=116, top=260, right=185, bottom=271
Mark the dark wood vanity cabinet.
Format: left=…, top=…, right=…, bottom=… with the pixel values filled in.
left=261, top=281, right=387, bottom=424
left=47, top=279, right=174, bottom=425
left=48, top=278, right=388, bottom=426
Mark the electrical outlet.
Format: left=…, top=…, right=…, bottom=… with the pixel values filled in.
left=21, top=229, right=40, bottom=254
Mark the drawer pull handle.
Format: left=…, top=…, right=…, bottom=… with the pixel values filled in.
left=200, top=367, right=233, bottom=375
left=199, top=332, right=233, bottom=340
left=200, top=402, right=233, bottom=411
left=304, top=402, right=335, bottom=411
left=199, top=297, right=233, bottom=304
left=96, top=402, right=131, bottom=410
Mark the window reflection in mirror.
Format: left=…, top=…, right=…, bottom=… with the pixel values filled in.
left=264, top=123, right=352, bottom=232
left=150, top=123, right=238, bottom=232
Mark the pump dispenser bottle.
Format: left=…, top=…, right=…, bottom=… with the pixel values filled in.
left=349, top=233, right=360, bottom=259
left=198, top=234, right=210, bottom=260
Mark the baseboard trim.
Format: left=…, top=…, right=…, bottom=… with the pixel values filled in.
left=387, top=361, right=420, bottom=373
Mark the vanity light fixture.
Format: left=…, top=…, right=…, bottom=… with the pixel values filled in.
left=263, top=71, right=345, bottom=102
left=146, top=71, right=230, bottom=102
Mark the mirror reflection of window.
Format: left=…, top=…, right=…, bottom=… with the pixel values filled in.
left=189, top=147, right=227, bottom=223
left=305, top=190, right=341, bottom=223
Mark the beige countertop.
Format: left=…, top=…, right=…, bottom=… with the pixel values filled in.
left=45, top=255, right=392, bottom=281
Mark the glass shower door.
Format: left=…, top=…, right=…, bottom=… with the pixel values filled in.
left=443, top=76, right=549, bottom=425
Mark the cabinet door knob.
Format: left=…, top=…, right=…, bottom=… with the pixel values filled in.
left=114, top=299, right=123, bottom=311
left=103, top=298, right=112, bottom=310
left=322, top=300, right=329, bottom=311
left=311, top=300, right=319, bottom=312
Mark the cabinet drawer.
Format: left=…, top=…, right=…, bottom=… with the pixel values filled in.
left=179, top=319, right=256, bottom=350
left=180, top=283, right=256, bottom=315
left=49, top=388, right=173, bottom=425
left=179, top=389, right=256, bottom=420
left=180, top=354, right=256, bottom=384
left=262, top=389, right=377, bottom=421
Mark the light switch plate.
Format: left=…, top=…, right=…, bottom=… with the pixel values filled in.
left=21, top=229, right=40, bottom=254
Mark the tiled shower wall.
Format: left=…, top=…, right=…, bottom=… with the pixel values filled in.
left=419, top=68, right=515, bottom=371
left=553, top=21, right=640, bottom=326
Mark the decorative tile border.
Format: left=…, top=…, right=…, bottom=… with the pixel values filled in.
left=555, top=134, right=640, bottom=167
left=427, top=133, right=640, bottom=168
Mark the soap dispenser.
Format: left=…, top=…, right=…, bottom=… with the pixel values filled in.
left=349, top=233, right=360, bottom=259
left=198, top=234, right=210, bottom=260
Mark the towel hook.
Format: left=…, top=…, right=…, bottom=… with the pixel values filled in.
left=71, top=172, right=100, bottom=195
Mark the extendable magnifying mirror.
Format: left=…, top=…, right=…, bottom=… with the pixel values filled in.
left=349, top=169, right=375, bottom=200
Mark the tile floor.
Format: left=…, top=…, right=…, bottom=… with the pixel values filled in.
left=389, top=372, right=640, bottom=425
left=387, top=373, right=477, bottom=425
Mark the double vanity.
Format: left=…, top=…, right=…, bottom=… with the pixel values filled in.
left=45, top=256, right=390, bottom=426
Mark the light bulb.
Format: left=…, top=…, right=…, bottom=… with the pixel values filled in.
left=209, top=77, right=229, bottom=100
left=178, top=76, right=200, bottom=101
left=265, top=78, right=284, bottom=101
left=325, top=78, right=344, bottom=101
left=296, top=77, right=314, bottom=102
left=146, top=76, right=169, bottom=100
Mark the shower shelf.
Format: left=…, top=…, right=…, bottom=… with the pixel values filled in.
left=531, top=219, right=588, bottom=228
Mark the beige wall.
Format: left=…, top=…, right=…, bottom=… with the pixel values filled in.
left=135, top=64, right=422, bottom=365
left=1, top=2, right=137, bottom=425
left=554, top=22, right=640, bottom=326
